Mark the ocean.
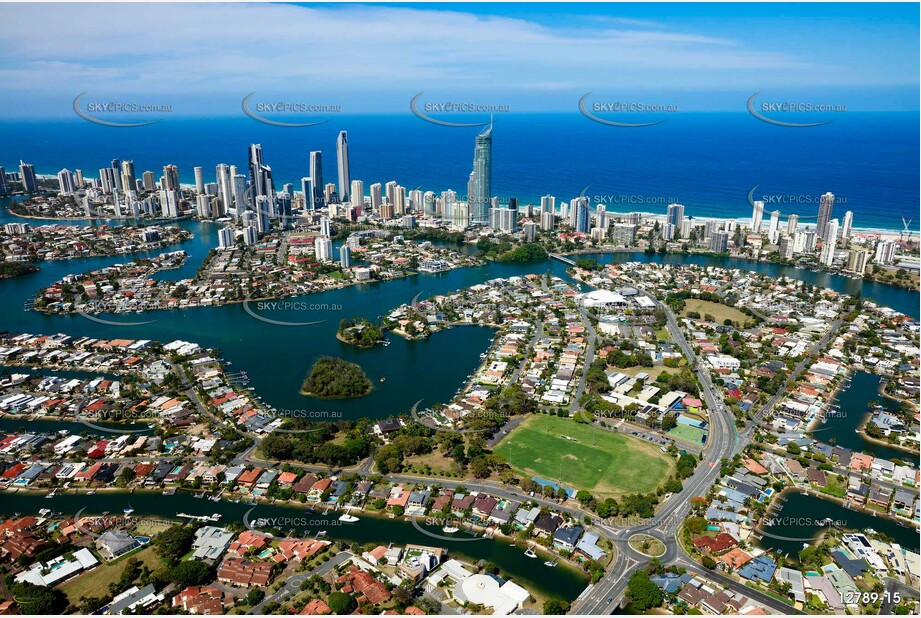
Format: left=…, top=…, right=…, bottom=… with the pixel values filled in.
left=1, top=112, right=918, bottom=232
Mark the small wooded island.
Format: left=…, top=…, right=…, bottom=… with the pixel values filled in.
left=0, top=262, right=39, bottom=279
left=300, top=356, right=373, bottom=399
left=336, top=317, right=386, bottom=348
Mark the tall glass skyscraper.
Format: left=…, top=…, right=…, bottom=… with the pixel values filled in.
left=336, top=131, right=350, bottom=203
left=309, top=151, right=324, bottom=209
left=248, top=144, right=274, bottom=212
left=816, top=192, right=835, bottom=241
left=469, top=123, right=492, bottom=225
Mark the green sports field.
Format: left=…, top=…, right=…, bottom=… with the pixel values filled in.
left=494, top=414, right=675, bottom=498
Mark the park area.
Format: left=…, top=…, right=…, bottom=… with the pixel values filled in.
left=680, top=299, right=749, bottom=325
left=494, top=414, right=675, bottom=499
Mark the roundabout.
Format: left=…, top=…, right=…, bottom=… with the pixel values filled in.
left=628, top=533, right=667, bottom=558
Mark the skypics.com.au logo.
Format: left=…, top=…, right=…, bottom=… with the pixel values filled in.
left=241, top=294, right=336, bottom=327
left=579, top=93, right=677, bottom=127
left=78, top=408, right=160, bottom=435
left=73, top=93, right=172, bottom=127
left=410, top=515, right=489, bottom=543
left=747, top=93, right=846, bottom=128
left=75, top=298, right=168, bottom=327
left=242, top=93, right=341, bottom=127
left=410, top=92, right=508, bottom=127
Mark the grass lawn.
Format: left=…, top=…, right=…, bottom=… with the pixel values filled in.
left=494, top=414, right=674, bottom=498
left=404, top=451, right=457, bottom=475
left=681, top=299, right=749, bottom=325
left=653, top=327, right=671, bottom=342
left=818, top=473, right=847, bottom=498
left=629, top=534, right=666, bottom=557
left=59, top=545, right=162, bottom=603
left=620, top=365, right=679, bottom=381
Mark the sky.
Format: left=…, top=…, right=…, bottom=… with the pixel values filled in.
left=0, top=2, right=918, bottom=117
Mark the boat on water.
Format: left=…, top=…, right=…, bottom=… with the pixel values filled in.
left=86, top=490, right=96, bottom=496
left=380, top=377, right=386, bottom=382
left=45, top=489, right=57, bottom=499
left=339, top=513, right=360, bottom=523
left=162, top=488, right=176, bottom=496
left=442, top=526, right=459, bottom=534
left=38, top=508, right=51, bottom=517
left=123, top=504, right=134, bottom=516
left=544, top=559, right=557, bottom=567
left=524, top=547, right=538, bottom=558
left=316, top=530, right=327, bottom=538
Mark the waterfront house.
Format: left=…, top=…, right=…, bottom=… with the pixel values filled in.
left=774, top=567, right=806, bottom=604
left=738, top=555, right=777, bottom=583
left=277, top=471, right=298, bottom=487
left=191, top=526, right=234, bottom=561
left=308, top=478, right=332, bottom=502
left=227, top=530, right=269, bottom=556
left=868, top=485, right=893, bottom=508
left=451, top=493, right=474, bottom=516
left=429, top=490, right=453, bottom=513
left=472, top=494, right=498, bottom=519
left=893, top=488, right=916, bottom=515
left=292, top=474, right=317, bottom=495
left=407, top=490, right=430, bottom=515
left=832, top=549, right=869, bottom=578
left=533, top=514, right=563, bottom=538
left=254, top=469, right=278, bottom=490
left=236, top=467, right=262, bottom=489
left=97, top=530, right=139, bottom=560
left=806, top=467, right=827, bottom=487
left=846, top=478, right=869, bottom=503
left=575, top=530, right=607, bottom=561
left=553, top=525, right=583, bottom=552
left=513, top=506, right=540, bottom=529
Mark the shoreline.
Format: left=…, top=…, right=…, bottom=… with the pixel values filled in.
left=4, top=484, right=591, bottom=597
left=758, top=486, right=920, bottom=549
left=6, top=197, right=911, bottom=238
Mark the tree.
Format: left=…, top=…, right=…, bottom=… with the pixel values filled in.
left=328, top=591, right=357, bottom=615
left=701, top=555, right=717, bottom=569
left=245, top=589, right=265, bottom=606
left=543, top=599, right=570, bottom=614
left=9, top=582, right=68, bottom=615
left=153, top=525, right=196, bottom=566
left=169, top=560, right=215, bottom=587
left=626, top=571, right=663, bottom=611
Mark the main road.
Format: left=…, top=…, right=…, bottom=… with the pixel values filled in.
left=571, top=289, right=818, bottom=614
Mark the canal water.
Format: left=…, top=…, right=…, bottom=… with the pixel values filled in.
left=758, top=492, right=920, bottom=557
left=809, top=371, right=913, bottom=463
left=2, top=202, right=918, bottom=422
left=0, top=489, right=588, bottom=603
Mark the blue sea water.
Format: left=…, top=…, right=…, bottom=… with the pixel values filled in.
left=1, top=112, right=917, bottom=231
